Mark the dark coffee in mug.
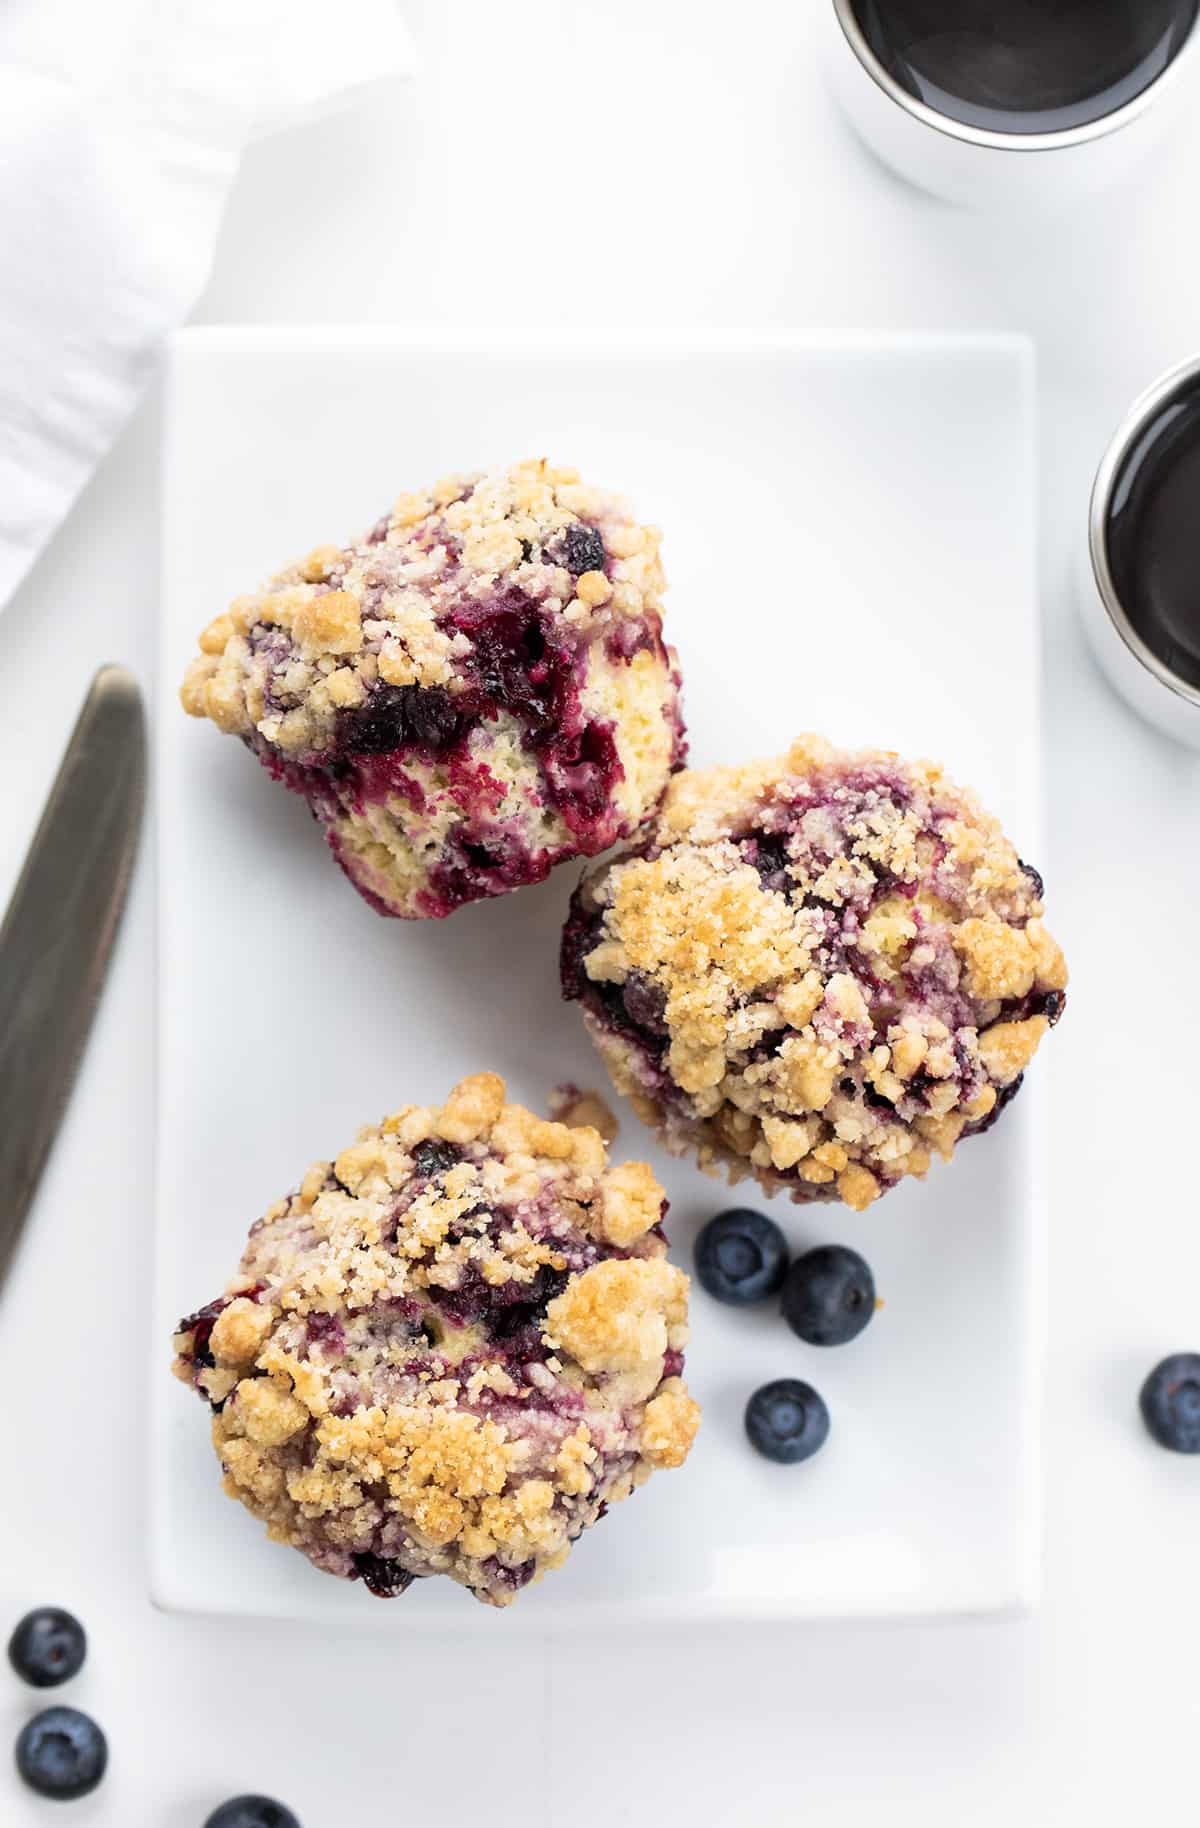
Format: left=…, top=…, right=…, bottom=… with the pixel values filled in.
left=850, top=0, right=1198, bottom=135
left=1106, top=375, right=1200, bottom=693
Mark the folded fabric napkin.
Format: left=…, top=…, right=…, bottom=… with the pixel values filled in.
left=0, top=0, right=413, bottom=610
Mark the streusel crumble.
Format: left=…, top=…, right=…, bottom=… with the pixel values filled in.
left=562, top=735, right=1067, bottom=1210
left=180, top=460, right=685, bottom=918
left=173, top=1075, right=699, bottom=1606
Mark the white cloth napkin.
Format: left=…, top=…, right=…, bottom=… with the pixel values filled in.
left=0, top=0, right=413, bottom=610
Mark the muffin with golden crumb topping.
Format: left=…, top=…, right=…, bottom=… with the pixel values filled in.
left=562, top=736, right=1066, bottom=1210
left=180, top=460, right=684, bottom=918
left=172, top=1075, right=699, bottom=1607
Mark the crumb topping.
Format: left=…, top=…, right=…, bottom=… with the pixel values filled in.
left=180, top=458, right=667, bottom=759
left=563, top=734, right=1067, bottom=1209
left=173, top=1074, right=698, bottom=1607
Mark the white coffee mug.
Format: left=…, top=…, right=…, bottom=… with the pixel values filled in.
left=820, top=1, right=1200, bottom=209
left=1080, top=355, right=1200, bottom=751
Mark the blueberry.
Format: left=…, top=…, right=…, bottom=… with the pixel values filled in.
left=557, top=523, right=606, bottom=576
left=15, top=1706, right=107, bottom=1800
left=694, top=1209, right=788, bottom=1305
left=782, top=1245, right=876, bottom=1346
left=404, top=684, right=461, bottom=749
left=749, top=832, right=792, bottom=892
left=341, top=683, right=459, bottom=755
left=340, top=682, right=409, bottom=753
left=745, top=1379, right=830, bottom=1464
left=351, top=1552, right=417, bottom=1598
left=622, top=971, right=668, bottom=1036
left=204, top=1797, right=301, bottom=1828
left=412, top=1139, right=463, bottom=1178
left=1018, top=857, right=1045, bottom=900
left=1140, top=1353, right=1200, bottom=1453
left=8, top=1608, right=86, bottom=1688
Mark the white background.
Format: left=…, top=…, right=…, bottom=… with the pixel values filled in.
left=2, top=2, right=1199, bottom=1822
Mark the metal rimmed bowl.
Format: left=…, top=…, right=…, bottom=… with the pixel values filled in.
left=821, top=1, right=1200, bottom=206
left=1081, top=353, right=1200, bottom=748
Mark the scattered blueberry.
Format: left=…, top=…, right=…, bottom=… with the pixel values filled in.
left=1042, top=990, right=1065, bottom=1026
left=15, top=1707, right=107, bottom=1800
left=8, top=1608, right=86, bottom=1688
left=1140, top=1353, right=1200, bottom=1453
left=694, top=1209, right=789, bottom=1305
left=204, top=1798, right=301, bottom=1828
left=745, top=1379, right=830, bottom=1464
left=782, top=1245, right=876, bottom=1347
left=558, top=523, right=606, bottom=575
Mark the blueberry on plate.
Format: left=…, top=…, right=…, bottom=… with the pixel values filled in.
left=782, top=1244, right=876, bottom=1347
left=745, top=1379, right=830, bottom=1464
left=694, top=1209, right=788, bottom=1305
left=7, top=1607, right=86, bottom=1688
left=205, top=1796, right=301, bottom=1828
left=1140, top=1353, right=1200, bottom=1453
left=15, top=1706, right=107, bottom=1800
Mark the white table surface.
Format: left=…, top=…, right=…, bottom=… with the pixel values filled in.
left=3, top=3, right=1199, bottom=1822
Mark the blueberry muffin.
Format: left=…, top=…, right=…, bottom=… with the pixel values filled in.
left=180, top=461, right=685, bottom=918
left=172, top=1075, right=699, bottom=1607
left=562, top=735, right=1067, bottom=1210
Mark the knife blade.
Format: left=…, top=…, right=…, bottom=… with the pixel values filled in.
left=0, top=665, right=145, bottom=1292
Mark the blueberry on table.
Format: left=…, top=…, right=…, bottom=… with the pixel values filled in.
left=1140, top=1353, right=1200, bottom=1453
left=7, top=1607, right=86, bottom=1688
left=205, top=1798, right=301, bottom=1828
left=782, top=1245, right=876, bottom=1347
left=745, top=1379, right=830, bottom=1464
left=694, top=1209, right=789, bottom=1305
left=15, top=1706, right=107, bottom=1800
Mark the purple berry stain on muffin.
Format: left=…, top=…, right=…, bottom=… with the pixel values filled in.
left=172, top=1075, right=700, bottom=1607
left=562, top=734, right=1068, bottom=1209
left=180, top=462, right=686, bottom=918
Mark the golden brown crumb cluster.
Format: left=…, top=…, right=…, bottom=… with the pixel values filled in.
left=173, top=1075, right=699, bottom=1607
left=564, top=735, right=1067, bottom=1210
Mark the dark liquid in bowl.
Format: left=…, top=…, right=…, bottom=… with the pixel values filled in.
left=850, top=0, right=1197, bottom=135
left=1106, top=376, right=1200, bottom=693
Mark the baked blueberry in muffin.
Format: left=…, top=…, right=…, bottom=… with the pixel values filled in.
left=180, top=461, right=685, bottom=918
left=562, top=735, right=1067, bottom=1211
left=172, top=1075, right=699, bottom=1606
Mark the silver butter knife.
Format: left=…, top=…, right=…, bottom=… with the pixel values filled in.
left=0, top=665, right=145, bottom=1292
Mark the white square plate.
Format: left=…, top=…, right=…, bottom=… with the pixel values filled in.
left=152, top=328, right=1041, bottom=1628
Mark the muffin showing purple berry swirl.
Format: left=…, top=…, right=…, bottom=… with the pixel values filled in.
left=172, top=1074, right=700, bottom=1608
left=562, top=735, right=1067, bottom=1211
left=180, top=460, right=685, bottom=918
